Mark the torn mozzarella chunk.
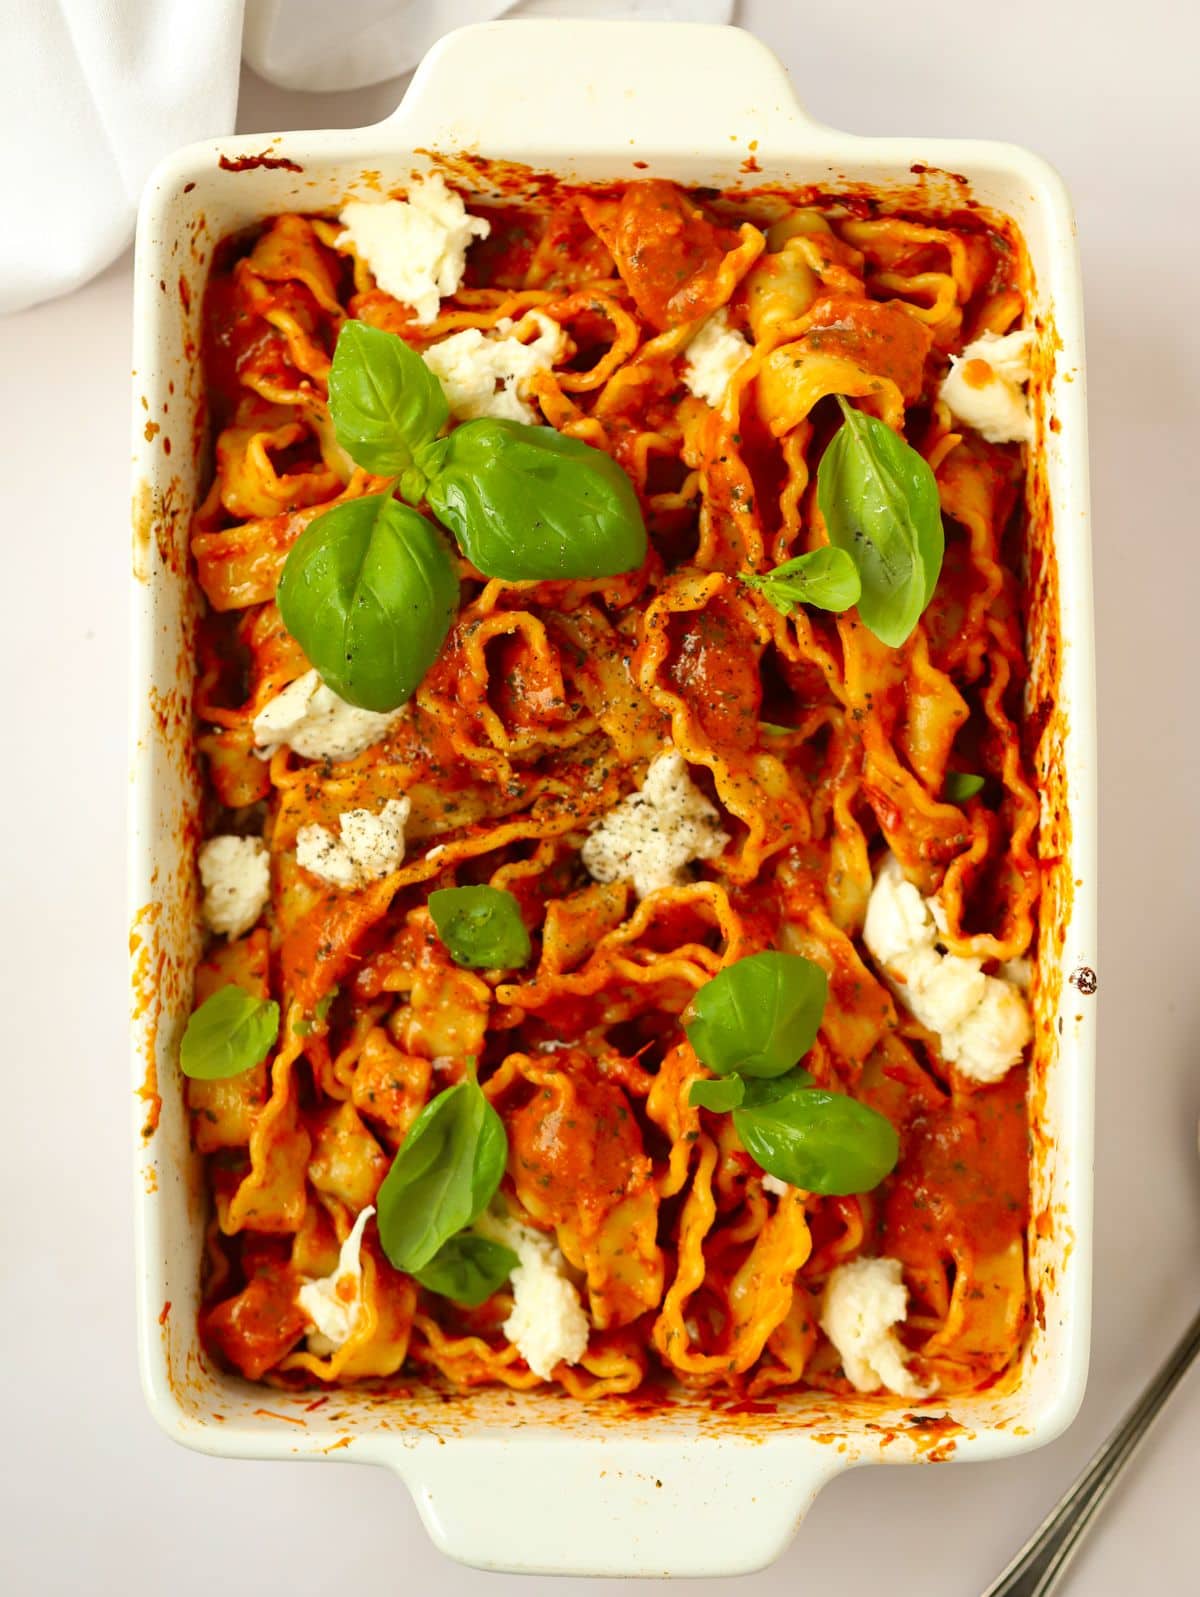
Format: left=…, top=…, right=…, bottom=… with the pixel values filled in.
left=581, top=750, right=729, bottom=900
left=296, top=797, right=411, bottom=890
left=761, top=1174, right=791, bottom=1197
left=296, top=1205, right=374, bottom=1355
left=904, top=946, right=988, bottom=1035
left=423, top=310, right=566, bottom=423
left=198, top=834, right=270, bottom=938
left=821, top=1255, right=933, bottom=1399
left=861, top=856, right=931, bottom=965
left=998, top=957, right=1033, bottom=991
left=946, top=981, right=1036, bottom=1083
left=938, top=329, right=1033, bottom=444
left=474, top=1210, right=589, bottom=1380
left=252, top=669, right=402, bottom=762
left=863, top=853, right=1032, bottom=1084
left=335, top=175, right=490, bottom=324
left=682, top=307, right=751, bottom=407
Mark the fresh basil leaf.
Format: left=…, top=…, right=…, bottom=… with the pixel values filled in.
left=684, top=951, right=828, bottom=1079
left=817, top=396, right=944, bottom=648
left=277, top=492, right=459, bottom=712
left=375, top=1076, right=508, bottom=1274
left=428, top=885, right=531, bottom=970
left=327, top=320, right=448, bottom=477
left=737, top=1067, right=815, bottom=1106
left=742, top=546, right=862, bottom=615
left=414, top=1233, right=517, bottom=1307
left=180, top=985, right=279, bottom=1080
left=733, top=1084, right=899, bottom=1196
left=688, top=1075, right=746, bottom=1112
left=944, top=771, right=985, bottom=801
left=398, top=465, right=429, bottom=507
left=425, top=419, right=647, bottom=581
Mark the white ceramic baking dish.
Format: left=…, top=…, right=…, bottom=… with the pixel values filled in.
left=128, top=19, right=1096, bottom=1578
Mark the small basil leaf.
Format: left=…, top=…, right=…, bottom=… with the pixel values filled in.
left=398, top=466, right=429, bottom=506
left=733, top=1086, right=899, bottom=1196
left=425, top=419, right=647, bottom=581
left=738, top=1067, right=816, bottom=1107
left=944, top=771, right=985, bottom=801
left=758, top=722, right=796, bottom=737
left=742, top=546, right=862, bottom=615
left=684, top=951, right=828, bottom=1079
left=688, top=1075, right=747, bottom=1112
left=327, top=320, right=448, bottom=476
left=180, top=985, right=279, bottom=1080
left=375, top=1076, right=507, bottom=1273
left=428, top=886, right=531, bottom=969
left=817, top=397, right=944, bottom=648
left=416, top=436, right=450, bottom=479
left=277, top=492, right=459, bottom=712
left=414, top=1234, right=517, bottom=1307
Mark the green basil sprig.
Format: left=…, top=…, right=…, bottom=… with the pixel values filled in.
left=732, top=1071, right=899, bottom=1197
left=277, top=493, right=459, bottom=712
left=425, top=419, right=647, bottom=581
left=277, top=320, right=648, bottom=713
left=180, top=985, right=279, bottom=1080
left=817, top=396, right=944, bottom=648
left=944, top=771, right=985, bottom=801
left=428, top=885, right=531, bottom=970
left=683, top=952, right=898, bottom=1195
left=690, top=1061, right=899, bottom=1195
left=327, top=320, right=448, bottom=478
left=742, top=546, right=861, bottom=616
left=684, top=951, right=828, bottom=1079
left=414, top=1233, right=518, bottom=1308
left=376, top=1073, right=508, bottom=1277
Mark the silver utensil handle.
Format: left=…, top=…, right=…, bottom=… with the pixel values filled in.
left=984, top=1304, right=1200, bottom=1597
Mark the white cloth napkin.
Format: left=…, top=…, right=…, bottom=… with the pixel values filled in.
left=1, top=0, right=733, bottom=315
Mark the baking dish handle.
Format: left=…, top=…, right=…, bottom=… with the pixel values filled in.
left=373, top=19, right=829, bottom=160
left=395, top=1440, right=842, bottom=1578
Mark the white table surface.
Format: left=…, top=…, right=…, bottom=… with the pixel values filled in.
left=2, top=2, right=1197, bottom=1592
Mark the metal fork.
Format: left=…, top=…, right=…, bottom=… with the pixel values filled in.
left=983, top=1305, right=1200, bottom=1596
